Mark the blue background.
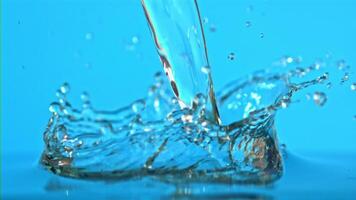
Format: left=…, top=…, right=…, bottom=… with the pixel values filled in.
left=2, top=0, right=356, bottom=198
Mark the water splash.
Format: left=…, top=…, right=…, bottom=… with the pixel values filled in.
left=39, top=0, right=354, bottom=185
left=40, top=57, right=344, bottom=184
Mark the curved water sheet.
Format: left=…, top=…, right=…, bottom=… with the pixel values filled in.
left=40, top=62, right=332, bottom=185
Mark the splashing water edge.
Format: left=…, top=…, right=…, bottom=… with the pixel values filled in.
left=40, top=57, right=350, bottom=185
left=39, top=0, right=354, bottom=186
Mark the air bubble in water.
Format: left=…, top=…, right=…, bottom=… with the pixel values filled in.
left=313, top=92, right=327, bottom=107
left=260, top=32, right=264, bottom=38
left=228, top=52, right=235, bottom=61
left=351, top=83, right=356, bottom=91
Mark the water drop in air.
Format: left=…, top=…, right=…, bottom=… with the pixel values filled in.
left=49, top=102, right=60, bottom=114
left=60, top=82, right=70, bottom=94
left=313, top=92, right=327, bottom=107
left=131, top=36, right=139, bottom=44
left=245, top=21, right=251, bottom=27
left=351, top=83, right=356, bottom=91
left=81, top=92, right=90, bottom=102
left=337, top=59, right=346, bottom=70
left=203, top=17, right=209, bottom=24
left=227, top=52, right=235, bottom=60
left=85, top=32, right=93, bottom=40
left=209, top=24, right=216, bottom=32
left=340, top=72, right=350, bottom=84
left=326, top=82, right=332, bottom=89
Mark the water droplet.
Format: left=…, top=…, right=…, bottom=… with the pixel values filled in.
left=280, top=99, right=290, bottom=109
left=313, top=92, right=327, bottom=107
left=340, top=72, right=350, bottom=84
left=245, top=21, right=252, bottom=27
left=84, top=63, right=92, bottom=69
left=203, top=17, right=209, bottom=24
left=326, top=82, right=332, bottom=89
left=132, top=99, right=146, bottom=113
left=325, top=52, right=332, bottom=59
left=280, top=143, right=287, bottom=149
left=85, top=32, right=93, bottom=40
left=306, top=93, right=311, bottom=100
left=294, top=56, right=303, bottom=64
left=131, top=36, right=139, bottom=44
left=209, top=25, right=216, bottom=32
left=227, top=52, right=235, bottom=61
left=318, top=72, right=329, bottom=83
left=246, top=5, right=254, bottom=13
left=81, top=92, right=90, bottom=102
left=337, top=59, right=346, bottom=70
left=60, top=82, right=70, bottom=94
left=351, top=83, right=356, bottom=91
left=314, top=62, right=321, bottom=70
left=286, top=57, right=294, bottom=64
left=260, top=32, right=264, bottom=38
left=49, top=102, right=61, bottom=113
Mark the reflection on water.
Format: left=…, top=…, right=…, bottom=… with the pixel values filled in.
left=35, top=150, right=356, bottom=199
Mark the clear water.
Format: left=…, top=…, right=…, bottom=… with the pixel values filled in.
left=41, top=57, right=340, bottom=185
left=141, top=0, right=221, bottom=124
left=3, top=0, right=356, bottom=199
left=40, top=0, right=348, bottom=185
